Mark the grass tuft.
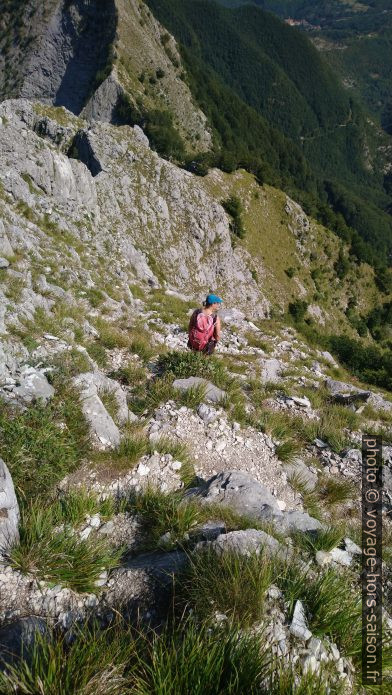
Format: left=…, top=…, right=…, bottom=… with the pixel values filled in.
left=317, top=475, right=356, bottom=508
left=274, top=439, right=303, bottom=463
left=291, top=525, right=346, bottom=555
left=9, top=501, right=122, bottom=593
left=0, top=620, right=133, bottom=695
left=176, top=548, right=273, bottom=626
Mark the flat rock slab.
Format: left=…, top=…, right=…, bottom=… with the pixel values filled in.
left=201, top=470, right=283, bottom=521
left=123, top=549, right=187, bottom=584
left=199, top=528, right=291, bottom=561
left=73, top=371, right=136, bottom=449
left=260, top=358, right=283, bottom=384
left=173, top=377, right=226, bottom=404
left=0, top=458, right=20, bottom=555
left=74, top=387, right=120, bottom=449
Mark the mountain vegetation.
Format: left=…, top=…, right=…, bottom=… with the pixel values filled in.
left=219, top=1, right=392, bottom=129
left=146, top=0, right=392, bottom=283
left=1, top=3, right=392, bottom=690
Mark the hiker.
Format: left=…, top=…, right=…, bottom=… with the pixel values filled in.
left=188, top=293, right=222, bottom=355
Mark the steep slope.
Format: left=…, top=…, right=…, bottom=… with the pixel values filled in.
left=220, top=0, right=392, bottom=128
left=0, top=99, right=392, bottom=692
left=0, top=0, right=211, bottom=154
left=0, top=99, right=387, bottom=343
left=2, top=0, right=392, bottom=271
left=0, top=99, right=263, bottom=330
left=146, top=0, right=392, bottom=272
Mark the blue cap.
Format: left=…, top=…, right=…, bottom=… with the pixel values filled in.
left=206, top=294, right=223, bottom=305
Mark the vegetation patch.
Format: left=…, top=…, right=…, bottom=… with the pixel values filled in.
left=176, top=547, right=272, bottom=626
left=0, top=378, right=89, bottom=502
left=9, top=501, right=122, bottom=593
left=157, top=350, right=233, bottom=390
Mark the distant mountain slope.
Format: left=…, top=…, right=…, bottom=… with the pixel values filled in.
left=147, top=0, right=392, bottom=270
left=217, top=1, right=392, bottom=129
left=1, top=0, right=392, bottom=272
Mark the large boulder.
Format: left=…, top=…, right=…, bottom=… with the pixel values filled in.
left=0, top=459, right=20, bottom=556
left=325, top=378, right=370, bottom=405
left=200, top=470, right=283, bottom=521
left=0, top=618, right=49, bottom=670
left=173, top=377, right=226, bottom=404
left=12, top=367, right=55, bottom=405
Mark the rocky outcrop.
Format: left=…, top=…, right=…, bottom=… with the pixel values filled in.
left=82, top=72, right=123, bottom=123
left=0, top=459, right=20, bottom=557
left=1, top=0, right=211, bottom=153
left=0, top=99, right=266, bottom=327
left=200, top=470, right=283, bottom=521
left=20, top=0, right=117, bottom=116
left=325, top=378, right=371, bottom=404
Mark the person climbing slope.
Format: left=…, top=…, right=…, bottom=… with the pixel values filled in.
left=188, top=294, right=222, bottom=355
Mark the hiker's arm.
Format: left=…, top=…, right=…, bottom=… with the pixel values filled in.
left=214, top=316, right=221, bottom=341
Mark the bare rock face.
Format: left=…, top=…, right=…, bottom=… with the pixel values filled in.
left=82, top=72, right=123, bottom=123
left=20, top=0, right=117, bottom=116
left=0, top=99, right=268, bottom=326
left=0, top=459, right=20, bottom=556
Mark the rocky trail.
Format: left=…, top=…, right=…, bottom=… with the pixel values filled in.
left=0, top=95, right=391, bottom=692
left=1, top=280, right=392, bottom=691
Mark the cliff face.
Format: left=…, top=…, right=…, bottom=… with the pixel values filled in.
left=0, top=1, right=387, bottom=338
left=0, top=98, right=265, bottom=337
left=19, top=0, right=117, bottom=115
left=0, top=0, right=211, bottom=154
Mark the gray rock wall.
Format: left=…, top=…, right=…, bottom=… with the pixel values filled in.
left=20, top=0, right=117, bottom=115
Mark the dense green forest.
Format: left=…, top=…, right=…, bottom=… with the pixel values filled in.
left=146, top=0, right=392, bottom=273
left=217, top=1, right=392, bottom=126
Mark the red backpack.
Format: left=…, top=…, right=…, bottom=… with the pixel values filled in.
left=188, top=309, right=216, bottom=351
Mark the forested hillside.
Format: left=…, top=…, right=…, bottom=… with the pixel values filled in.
left=219, top=1, right=392, bottom=129
left=147, top=0, right=392, bottom=279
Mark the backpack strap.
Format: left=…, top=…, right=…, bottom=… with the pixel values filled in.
left=190, top=309, right=201, bottom=329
